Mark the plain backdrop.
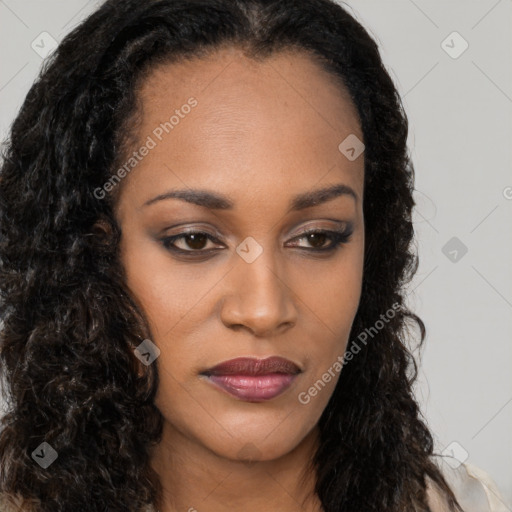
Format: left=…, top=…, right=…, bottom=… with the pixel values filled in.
left=1, top=0, right=511, bottom=505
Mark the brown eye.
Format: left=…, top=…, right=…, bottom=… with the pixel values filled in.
left=288, top=228, right=353, bottom=251
left=161, top=231, right=223, bottom=253
left=161, top=226, right=353, bottom=258
left=304, top=232, right=328, bottom=249
left=181, top=233, right=209, bottom=250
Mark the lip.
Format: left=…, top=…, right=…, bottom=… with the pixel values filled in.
left=202, top=356, right=301, bottom=376
left=200, top=356, right=301, bottom=402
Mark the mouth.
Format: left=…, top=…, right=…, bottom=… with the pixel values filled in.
left=199, top=356, right=302, bottom=402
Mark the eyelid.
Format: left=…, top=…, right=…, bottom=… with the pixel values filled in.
left=286, top=225, right=354, bottom=249
left=161, top=220, right=351, bottom=243
left=160, top=229, right=225, bottom=253
left=161, top=223, right=223, bottom=238
left=291, top=221, right=351, bottom=237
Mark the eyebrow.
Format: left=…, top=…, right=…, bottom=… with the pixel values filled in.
left=142, top=183, right=358, bottom=212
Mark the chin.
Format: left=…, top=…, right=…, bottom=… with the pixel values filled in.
left=198, top=421, right=311, bottom=463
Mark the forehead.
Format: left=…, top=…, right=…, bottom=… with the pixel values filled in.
left=116, top=46, right=364, bottom=212
left=137, top=45, right=362, bottom=139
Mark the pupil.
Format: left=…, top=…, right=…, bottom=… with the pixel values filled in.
left=308, top=233, right=326, bottom=247
left=187, top=233, right=207, bottom=250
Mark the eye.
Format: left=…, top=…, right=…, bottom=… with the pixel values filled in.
left=160, top=226, right=353, bottom=257
left=286, top=228, right=353, bottom=252
left=161, top=230, right=224, bottom=254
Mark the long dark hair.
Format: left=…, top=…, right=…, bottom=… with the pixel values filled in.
left=0, top=0, right=463, bottom=510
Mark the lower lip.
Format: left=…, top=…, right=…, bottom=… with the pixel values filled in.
left=203, top=373, right=298, bottom=402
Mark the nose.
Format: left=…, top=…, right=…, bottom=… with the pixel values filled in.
left=219, top=247, right=298, bottom=337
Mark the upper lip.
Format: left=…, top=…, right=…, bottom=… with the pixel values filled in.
left=201, top=356, right=302, bottom=376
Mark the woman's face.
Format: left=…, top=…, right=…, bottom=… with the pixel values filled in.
left=115, top=46, right=365, bottom=462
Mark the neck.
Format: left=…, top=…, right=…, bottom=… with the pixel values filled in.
left=149, top=422, right=323, bottom=512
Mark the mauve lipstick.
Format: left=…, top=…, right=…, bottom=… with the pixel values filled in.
left=200, top=356, right=301, bottom=402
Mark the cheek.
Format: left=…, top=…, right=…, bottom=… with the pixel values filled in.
left=300, top=245, right=363, bottom=328
left=120, top=237, right=225, bottom=385
left=296, top=251, right=363, bottom=385
left=120, top=236, right=209, bottom=335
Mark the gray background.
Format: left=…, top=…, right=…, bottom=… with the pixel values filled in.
left=1, top=0, right=511, bottom=506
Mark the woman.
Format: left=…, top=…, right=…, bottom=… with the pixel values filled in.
left=0, top=0, right=506, bottom=511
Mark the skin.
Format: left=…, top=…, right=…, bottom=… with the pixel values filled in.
left=114, top=45, right=365, bottom=512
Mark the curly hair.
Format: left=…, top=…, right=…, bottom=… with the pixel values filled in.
left=0, top=0, right=464, bottom=511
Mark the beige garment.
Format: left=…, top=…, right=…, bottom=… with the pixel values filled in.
left=427, top=454, right=510, bottom=512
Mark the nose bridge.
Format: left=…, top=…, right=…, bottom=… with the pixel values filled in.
left=220, top=239, right=297, bottom=335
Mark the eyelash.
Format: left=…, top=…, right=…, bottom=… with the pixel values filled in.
left=160, top=227, right=353, bottom=257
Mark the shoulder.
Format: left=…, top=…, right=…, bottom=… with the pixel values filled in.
left=426, top=454, right=509, bottom=512
left=0, top=492, right=38, bottom=512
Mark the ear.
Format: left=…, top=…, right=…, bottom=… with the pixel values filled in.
left=91, top=215, right=113, bottom=236
left=89, top=215, right=118, bottom=248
